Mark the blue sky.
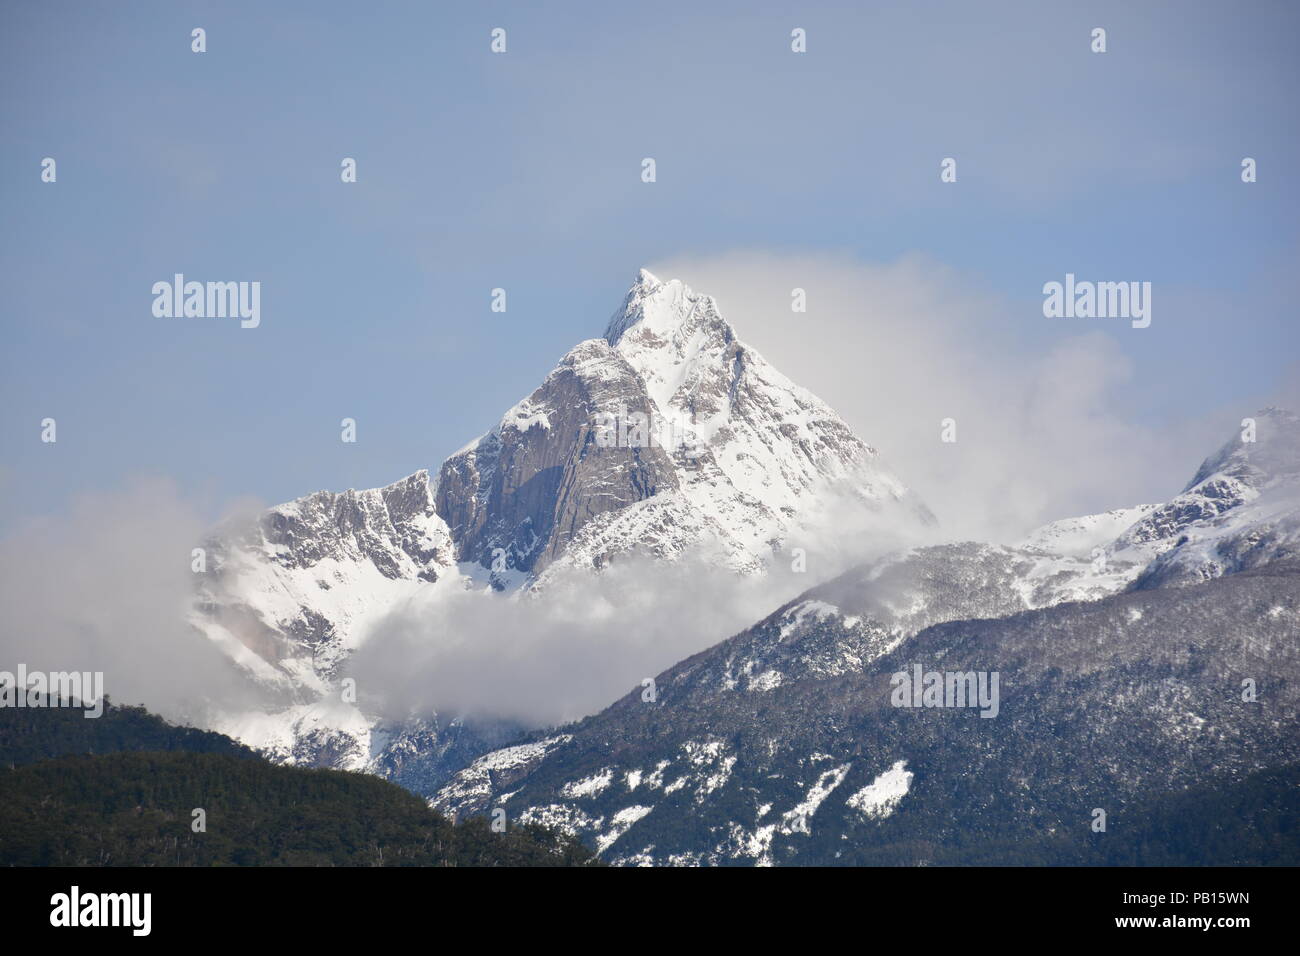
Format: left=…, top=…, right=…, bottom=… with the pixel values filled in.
left=2, top=0, right=1297, bottom=531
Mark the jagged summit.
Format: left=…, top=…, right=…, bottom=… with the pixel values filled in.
left=603, top=268, right=715, bottom=346
left=440, top=270, right=928, bottom=581
left=1184, top=406, right=1300, bottom=492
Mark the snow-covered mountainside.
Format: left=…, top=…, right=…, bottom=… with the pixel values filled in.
left=436, top=560, right=1300, bottom=866
left=189, top=260, right=1300, bottom=824
left=431, top=411, right=1300, bottom=861
left=190, top=269, right=932, bottom=786
left=194, top=469, right=455, bottom=695
left=743, top=408, right=1300, bottom=699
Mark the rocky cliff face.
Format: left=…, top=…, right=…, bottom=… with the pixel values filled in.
left=434, top=338, right=682, bottom=579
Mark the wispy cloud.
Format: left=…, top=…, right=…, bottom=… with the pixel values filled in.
left=0, top=478, right=265, bottom=723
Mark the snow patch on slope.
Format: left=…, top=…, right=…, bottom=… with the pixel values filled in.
left=847, top=760, right=913, bottom=820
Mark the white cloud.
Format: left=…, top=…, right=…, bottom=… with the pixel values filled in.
left=0, top=478, right=265, bottom=724
left=348, top=524, right=903, bottom=728
left=646, top=250, right=1253, bottom=540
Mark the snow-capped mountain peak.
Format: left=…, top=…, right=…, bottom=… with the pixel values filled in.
left=193, top=268, right=931, bottom=781
left=602, top=268, right=701, bottom=345
left=602, top=270, right=743, bottom=440
left=439, top=269, right=931, bottom=583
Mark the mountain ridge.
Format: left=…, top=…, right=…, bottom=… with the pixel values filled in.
left=430, top=412, right=1300, bottom=862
